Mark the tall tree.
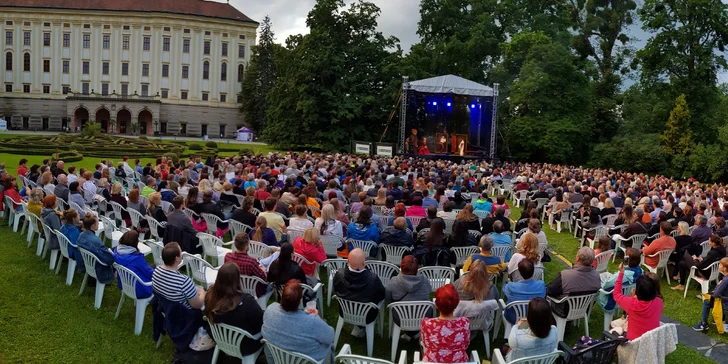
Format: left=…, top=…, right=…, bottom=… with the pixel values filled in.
left=264, top=0, right=400, bottom=150
left=240, top=16, right=276, bottom=135
left=661, top=94, right=693, bottom=155
left=638, top=0, right=728, bottom=141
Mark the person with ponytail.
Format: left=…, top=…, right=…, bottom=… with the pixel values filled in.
left=249, top=216, right=278, bottom=247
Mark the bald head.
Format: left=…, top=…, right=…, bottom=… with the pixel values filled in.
left=348, top=248, right=366, bottom=270
left=57, top=174, right=67, bottom=185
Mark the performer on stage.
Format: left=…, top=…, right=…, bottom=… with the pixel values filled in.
left=458, top=139, right=465, bottom=156
left=437, top=134, right=447, bottom=153
left=405, top=129, right=418, bottom=154
left=418, top=137, right=430, bottom=154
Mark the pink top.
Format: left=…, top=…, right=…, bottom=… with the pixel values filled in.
left=406, top=205, right=427, bottom=217
left=421, top=317, right=470, bottom=363
left=614, top=271, right=664, bottom=340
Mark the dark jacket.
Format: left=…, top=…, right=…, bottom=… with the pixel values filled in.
left=209, top=294, right=264, bottom=356
left=41, top=207, right=61, bottom=250
left=76, top=230, right=116, bottom=284
left=232, top=209, right=258, bottom=228
left=481, top=216, right=511, bottom=234
left=267, top=260, right=307, bottom=287
left=380, top=227, right=414, bottom=248
left=152, top=295, right=203, bottom=352
left=164, top=210, right=201, bottom=254
left=333, top=266, right=386, bottom=323
left=697, top=246, right=727, bottom=272
left=54, top=183, right=70, bottom=203
left=198, top=201, right=227, bottom=229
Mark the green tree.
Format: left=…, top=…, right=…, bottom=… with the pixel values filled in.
left=264, top=0, right=400, bottom=150
left=240, top=16, right=277, bottom=136
left=661, top=94, right=693, bottom=155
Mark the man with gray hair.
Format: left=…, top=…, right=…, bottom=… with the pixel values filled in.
left=53, top=174, right=69, bottom=202
left=616, top=207, right=650, bottom=247
left=463, top=235, right=508, bottom=275
left=547, top=246, right=601, bottom=318
left=691, top=214, right=712, bottom=245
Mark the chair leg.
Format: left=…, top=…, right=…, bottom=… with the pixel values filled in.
left=115, top=294, right=126, bottom=319
left=391, top=325, right=401, bottom=362
left=683, top=271, right=694, bottom=298
left=36, top=237, right=45, bottom=256
left=210, top=347, right=220, bottom=364
left=493, top=310, right=502, bottom=340
left=584, top=313, right=590, bottom=338
left=49, top=250, right=59, bottom=270
left=327, top=278, right=333, bottom=306
left=55, top=255, right=64, bottom=274
left=665, top=267, right=671, bottom=285
left=66, top=260, right=76, bottom=286
left=555, top=316, right=566, bottom=342
left=484, top=329, right=491, bottom=359
left=94, top=281, right=106, bottom=309
left=134, top=299, right=149, bottom=335
left=317, top=290, right=324, bottom=318
left=333, top=317, right=344, bottom=348
left=604, top=310, right=613, bottom=331
left=79, top=273, right=88, bottom=295
left=365, top=323, right=375, bottom=357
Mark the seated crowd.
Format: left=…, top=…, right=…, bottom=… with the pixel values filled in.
left=3, top=155, right=724, bottom=362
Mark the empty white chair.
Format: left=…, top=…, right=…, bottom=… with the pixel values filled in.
left=208, top=322, right=263, bottom=364
left=548, top=293, right=598, bottom=341
left=183, top=252, right=218, bottom=289
left=594, top=250, right=615, bottom=273
left=337, top=344, right=398, bottom=364
left=78, top=247, right=111, bottom=309
left=5, top=196, right=25, bottom=232
left=53, top=229, right=78, bottom=285
left=248, top=240, right=273, bottom=261
left=684, top=260, right=721, bottom=298
left=261, top=339, right=321, bottom=364
left=366, top=260, right=400, bottom=288
left=334, top=297, right=383, bottom=357
left=451, top=246, right=479, bottom=267
left=602, top=214, right=619, bottom=226
left=322, top=258, right=348, bottom=306
left=197, top=232, right=233, bottom=267
left=514, top=190, right=528, bottom=207
left=229, top=219, right=253, bottom=238
left=640, top=248, right=674, bottom=284
left=499, top=299, right=530, bottom=339
left=320, top=235, right=344, bottom=258
left=240, top=275, right=273, bottom=310
left=113, top=263, right=154, bottom=335
left=419, top=266, right=455, bottom=292
left=380, top=244, right=411, bottom=265
left=492, top=350, right=563, bottom=364
left=600, top=283, right=635, bottom=331
left=388, top=301, right=436, bottom=361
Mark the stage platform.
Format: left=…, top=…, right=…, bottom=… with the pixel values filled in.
left=401, top=153, right=490, bottom=163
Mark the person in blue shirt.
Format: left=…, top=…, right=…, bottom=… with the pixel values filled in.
left=114, top=230, right=154, bottom=299
left=421, top=189, right=439, bottom=209
left=473, top=192, right=492, bottom=213
left=347, top=206, right=380, bottom=257
left=243, top=173, right=257, bottom=191
left=75, top=214, right=116, bottom=284
left=61, top=209, right=84, bottom=273
left=503, top=259, right=546, bottom=324
left=693, top=257, right=728, bottom=331
left=490, top=220, right=512, bottom=262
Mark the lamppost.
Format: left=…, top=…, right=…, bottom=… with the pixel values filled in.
left=153, top=120, right=159, bottom=138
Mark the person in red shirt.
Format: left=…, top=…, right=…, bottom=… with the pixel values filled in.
left=642, top=221, right=676, bottom=268
left=224, top=233, right=267, bottom=296
left=17, top=158, right=28, bottom=178
left=613, top=263, right=663, bottom=340
left=292, top=227, right=327, bottom=277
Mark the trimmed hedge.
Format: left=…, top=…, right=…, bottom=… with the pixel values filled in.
left=205, top=141, right=218, bottom=148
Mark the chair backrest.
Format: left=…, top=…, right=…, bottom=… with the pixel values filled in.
left=182, top=252, right=214, bottom=285
left=197, top=232, right=223, bottom=258
left=127, top=208, right=144, bottom=229
left=320, top=235, right=344, bottom=257
left=380, top=244, right=412, bottom=265
left=407, top=216, right=423, bottom=228
left=649, top=248, right=674, bottom=269
left=209, top=323, right=261, bottom=360
left=590, top=226, right=609, bottom=240
left=535, top=198, right=549, bottom=209
left=630, top=233, right=648, bottom=246
left=468, top=230, right=482, bottom=240
left=443, top=218, right=455, bottom=234
left=602, top=214, right=619, bottom=226
left=594, top=250, right=614, bottom=273
left=292, top=252, right=315, bottom=267
left=146, top=240, right=164, bottom=266
left=516, top=190, right=529, bottom=200
left=99, top=215, right=116, bottom=240
left=688, top=225, right=698, bottom=234
left=418, top=266, right=455, bottom=292
left=53, top=229, right=72, bottom=259
left=371, top=205, right=384, bottom=216
left=201, top=213, right=222, bottom=234
left=388, top=301, right=436, bottom=331
left=337, top=352, right=394, bottom=364
left=491, top=245, right=511, bottom=262
left=160, top=201, right=175, bottom=215
left=114, top=263, right=150, bottom=300
left=229, top=220, right=253, bottom=238
left=335, top=297, right=379, bottom=326
left=365, top=261, right=400, bottom=287
left=322, top=258, right=348, bottom=279
left=56, top=198, right=69, bottom=211
left=252, top=207, right=261, bottom=216
left=451, top=246, right=479, bottom=266
left=533, top=266, right=545, bottom=281
left=109, top=201, right=126, bottom=221
left=69, top=200, right=85, bottom=215
left=700, top=240, right=711, bottom=258
left=78, top=247, right=107, bottom=279
left=504, top=300, right=530, bottom=323
left=563, top=294, right=598, bottom=321
left=145, top=216, right=164, bottom=240
left=248, top=241, right=272, bottom=261
left=473, top=210, right=489, bottom=219
left=704, top=260, right=722, bottom=282
left=240, top=274, right=269, bottom=297
left=507, top=351, right=564, bottom=364
left=183, top=207, right=198, bottom=221
left=261, top=339, right=319, bottom=364
left=287, top=228, right=305, bottom=243
left=346, top=239, right=377, bottom=256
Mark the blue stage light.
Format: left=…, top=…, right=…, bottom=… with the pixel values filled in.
left=432, top=101, right=437, bottom=106
left=447, top=102, right=451, bottom=107
left=470, top=104, right=476, bottom=108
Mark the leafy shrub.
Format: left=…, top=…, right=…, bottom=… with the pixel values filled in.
left=205, top=141, right=218, bottom=148
left=82, top=121, right=101, bottom=138
left=171, top=147, right=184, bottom=154
left=69, top=143, right=84, bottom=152
left=239, top=148, right=254, bottom=156
left=138, top=136, right=148, bottom=140
left=189, top=144, right=202, bottom=150
left=163, top=152, right=179, bottom=163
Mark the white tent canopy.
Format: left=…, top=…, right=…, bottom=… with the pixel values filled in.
left=407, top=74, right=494, bottom=97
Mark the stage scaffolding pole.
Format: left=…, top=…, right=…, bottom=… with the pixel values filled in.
left=398, top=76, right=409, bottom=154
left=490, top=83, right=500, bottom=159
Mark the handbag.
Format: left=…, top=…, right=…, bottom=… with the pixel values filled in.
left=189, top=326, right=215, bottom=351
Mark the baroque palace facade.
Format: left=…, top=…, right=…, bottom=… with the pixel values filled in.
left=0, top=0, right=258, bottom=137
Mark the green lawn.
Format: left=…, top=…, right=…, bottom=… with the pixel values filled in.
left=0, top=202, right=716, bottom=363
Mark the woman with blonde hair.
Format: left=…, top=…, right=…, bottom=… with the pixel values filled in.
left=508, top=232, right=542, bottom=275
left=455, top=204, right=481, bottom=231
left=292, top=227, right=327, bottom=277
left=147, top=192, right=167, bottom=223
left=27, top=187, right=45, bottom=217
left=671, top=221, right=693, bottom=267
left=453, top=259, right=498, bottom=301
left=198, top=178, right=219, bottom=202
left=41, top=171, right=55, bottom=196
left=375, top=187, right=387, bottom=205
left=315, top=204, right=344, bottom=237
left=109, top=182, right=130, bottom=226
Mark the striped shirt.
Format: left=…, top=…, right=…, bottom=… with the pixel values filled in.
left=152, top=267, right=197, bottom=309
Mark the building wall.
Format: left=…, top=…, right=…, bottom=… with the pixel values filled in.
left=0, top=7, right=256, bottom=132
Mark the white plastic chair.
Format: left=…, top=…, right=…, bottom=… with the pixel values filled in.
left=387, top=301, right=436, bottom=361
left=146, top=240, right=165, bottom=267
left=209, top=322, right=263, bottom=364
left=492, top=350, right=563, bottom=364
left=113, top=263, right=154, bottom=335
left=182, top=252, right=218, bottom=289
left=347, top=239, right=377, bottom=257
left=53, top=229, right=78, bottom=285
left=684, top=260, right=721, bottom=298
left=468, top=229, right=483, bottom=240
left=109, top=201, right=128, bottom=228
left=407, top=216, right=423, bottom=228
left=419, top=266, right=455, bottom=292
left=465, top=306, right=499, bottom=359
left=78, top=247, right=111, bottom=309
left=366, top=260, right=400, bottom=288
left=229, top=219, right=253, bottom=238
left=380, top=244, right=412, bottom=265
left=261, top=339, right=321, bottom=364
left=127, top=208, right=144, bottom=230
left=514, top=190, right=528, bottom=208
left=594, top=250, right=615, bottom=273
left=548, top=293, right=598, bottom=341
left=600, top=283, right=635, bottom=331
left=443, top=218, right=455, bottom=235
left=4, top=196, right=25, bottom=232
left=640, top=248, right=674, bottom=284
left=160, top=201, right=175, bottom=215
left=699, top=240, right=711, bottom=258
left=322, top=258, right=347, bottom=306
left=337, top=343, right=399, bottom=364
left=201, top=213, right=228, bottom=236
left=183, top=207, right=199, bottom=221
left=584, top=226, right=609, bottom=250
left=554, top=209, right=572, bottom=233
left=26, top=213, right=45, bottom=254
left=333, top=297, right=383, bottom=357
left=613, top=233, right=648, bottom=262
left=145, top=216, right=165, bottom=242
left=602, top=214, right=619, bottom=226
left=248, top=240, right=273, bottom=261
left=40, top=220, right=57, bottom=267
left=240, top=275, right=273, bottom=310
left=197, top=232, right=233, bottom=267
left=491, top=245, right=511, bottom=263
left=451, top=246, right=479, bottom=267
left=499, top=299, right=530, bottom=339
left=287, top=227, right=306, bottom=243
left=320, top=235, right=344, bottom=257
left=292, top=252, right=320, bottom=280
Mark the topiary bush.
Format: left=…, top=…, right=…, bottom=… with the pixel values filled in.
left=138, top=136, right=148, bottom=140
left=189, top=144, right=202, bottom=150
left=163, top=152, right=180, bottom=163
left=205, top=141, right=218, bottom=148
left=239, top=148, right=254, bottom=156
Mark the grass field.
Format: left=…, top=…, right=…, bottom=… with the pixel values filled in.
left=0, top=201, right=716, bottom=363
